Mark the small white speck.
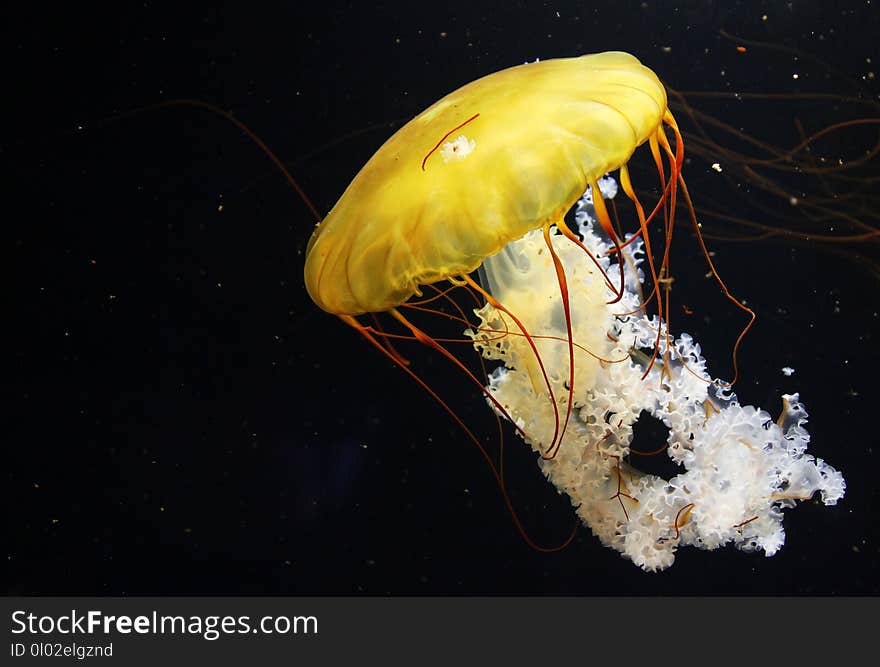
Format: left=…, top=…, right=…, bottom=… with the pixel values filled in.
left=781, top=367, right=795, bottom=376
left=711, top=162, right=722, bottom=172
left=439, top=135, right=476, bottom=163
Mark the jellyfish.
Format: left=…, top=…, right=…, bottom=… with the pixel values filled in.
left=303, top=52, right=845, bottom=571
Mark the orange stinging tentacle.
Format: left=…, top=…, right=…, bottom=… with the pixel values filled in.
left=617, top=172, right=675, bottom=251
left=589, top=179, right=627, bottom=304
left=399, top=295, right=628, bottom=364
left=655, top=125, right=681, bottom=371
left=387, top=308, right=532, bottom=442
left=678, top=174, right=755, bottom=387
left=100, top=99, right=324, bottom=223
left=619, top=164, right=663, bottom=319
left=461, top=274, right=564, bottom=456
left=339, top=314, right=577, bottom=552
left=541, top=222, right=576, bottom=461
left=664, top=113, right=756, bottom=386
left=628, top=129, right=675, bottom=379
left=369, top=312, right=410, bottom=366
left=555, top=218, right=619, bottom=297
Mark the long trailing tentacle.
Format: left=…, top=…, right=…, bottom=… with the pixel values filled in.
left=339, top=313, right=578, bottom=552
left=618, top=163, right=663, bottom=320
left=664, top=111, right=756, bottom=386
left=97, top=98, right=323, bottom=222
left=555, top=217, right=619, bottom=296
left=589, top=178, right=627, bottom=304
left=386, top=309, right=532, bottom=443
left=460, top=275, right=565, bottom=458
left=541, top=222, right=576, bottom=461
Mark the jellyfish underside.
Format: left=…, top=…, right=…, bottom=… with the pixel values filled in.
left=303, top=53, right=846, bottom=571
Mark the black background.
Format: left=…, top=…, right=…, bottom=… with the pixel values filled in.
left=8, top=1, right=878, bottom=595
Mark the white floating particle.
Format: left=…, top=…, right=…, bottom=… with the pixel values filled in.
left=439, top=135, right=476, bottom=163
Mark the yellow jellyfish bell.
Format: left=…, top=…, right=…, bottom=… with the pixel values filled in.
left=304, top=51, right=668, bottom=315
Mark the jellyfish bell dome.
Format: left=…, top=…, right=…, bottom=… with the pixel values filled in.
left=304, top=52, right=666, bottom=315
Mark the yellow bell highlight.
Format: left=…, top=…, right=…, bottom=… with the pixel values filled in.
left=304, top=51, right=667, bottom=315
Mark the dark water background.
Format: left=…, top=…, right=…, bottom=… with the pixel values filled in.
left=8, top=1, right=878, bottom=594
